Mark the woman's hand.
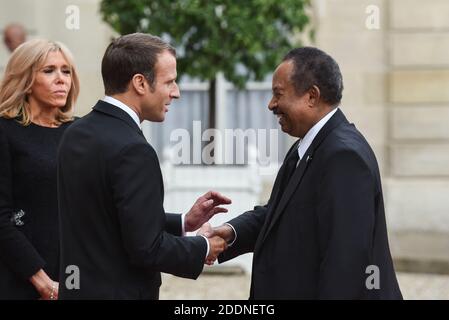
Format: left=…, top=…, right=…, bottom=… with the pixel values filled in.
left=29, top=269, right=58, bottom=300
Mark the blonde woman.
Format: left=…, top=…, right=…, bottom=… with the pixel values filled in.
left=0, top=39, right=79, bottom=300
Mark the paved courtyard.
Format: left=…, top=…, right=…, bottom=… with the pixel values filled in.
left=160, top=271, right=449, bottom=300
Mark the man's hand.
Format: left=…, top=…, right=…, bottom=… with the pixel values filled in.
left=185, top=191, right=232, bottom=232
left=197, top=222, right=236, bottom=264
left=197, top=222, right=214, bottom=238
left=197, top=222, right=235, bottom=243
left=205, top=236, right=228, bottom=265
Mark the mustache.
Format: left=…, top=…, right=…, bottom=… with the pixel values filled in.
left=272, top=108, right=281, bottom=115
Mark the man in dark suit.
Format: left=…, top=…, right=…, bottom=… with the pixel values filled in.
left=200, top=47, right=402, bottom=299
left=57, top=33, right=230, bottom=299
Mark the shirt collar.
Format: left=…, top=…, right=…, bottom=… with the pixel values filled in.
left=298, top=107, right=339, bottom=160
left=102, top=96, right=141, bottom=129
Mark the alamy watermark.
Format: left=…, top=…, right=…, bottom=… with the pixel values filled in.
left=65, top=265, right=80, bottom=290
left=65, top=5, right=80, bottom=30
left=365, top=265, right=380, bottom=290
left=167, top=121, right=280, bottom=175
left=62, top=264, right=380, bottom=291
left=365, top=5, right=380, bottom=30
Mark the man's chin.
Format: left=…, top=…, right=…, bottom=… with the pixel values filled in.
left=145, top=114, right=165, bottom=122
left=280, top=125, right=298, bottom=138
left=279, top=123, right=289, bottom=134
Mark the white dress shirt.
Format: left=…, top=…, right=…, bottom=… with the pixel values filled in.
left=102, top=96, right=210, bottom=258
left=102, top=96, right=142, bottom=129
left=297, top=107, right=339, bottom=161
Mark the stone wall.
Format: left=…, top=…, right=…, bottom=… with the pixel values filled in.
left=387, top=0, right=449, bottom=233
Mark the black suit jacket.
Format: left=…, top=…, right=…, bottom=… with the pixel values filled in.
left=57, top=100, right=207, bottom=299
left=220, top=109, right=402, bottom=299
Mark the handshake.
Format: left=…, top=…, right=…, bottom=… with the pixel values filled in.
left=197, top=222, right=235, bottom=265
left=183, top=191, right=236, bottom=266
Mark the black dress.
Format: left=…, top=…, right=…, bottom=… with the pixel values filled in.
left=0, top=117, right=74, bottom=299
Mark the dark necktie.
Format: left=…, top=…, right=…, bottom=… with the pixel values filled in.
left=138, top=128, right=145, bottom=137
left=279, top=148, right=299, bottom=194
left=272, top=147, right=300, bottom=210
left=257, top=146, right=300, bottom=242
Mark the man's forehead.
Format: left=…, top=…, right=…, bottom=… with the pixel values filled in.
left=272, top=61, right=293, bottom=87
left=155, top=51, right=177, bottom=72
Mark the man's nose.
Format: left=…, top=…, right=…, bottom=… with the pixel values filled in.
left=171, top=83, right=180, bottom=99
left=268, top=97, right=276, bottom=110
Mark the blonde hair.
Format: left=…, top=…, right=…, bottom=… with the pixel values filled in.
left=0, top=39, right=80, bottom=125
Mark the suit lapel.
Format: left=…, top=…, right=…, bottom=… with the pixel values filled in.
left=258, top=109, right=349, bottom=246
left=260, top=148, right=312, bottom=244
left=267, top=140, right=301, bottom=209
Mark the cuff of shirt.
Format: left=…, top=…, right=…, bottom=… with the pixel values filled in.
left=225, top=223, right=237, bottom=247
left=182, top=213, right=209, bottom=258
left=199, top=235, right=210, bottom=259
left=181, top=213, right=186, bottom=236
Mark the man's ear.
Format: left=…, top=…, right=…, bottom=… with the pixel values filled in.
left=308, top=85, right=321, bottom=107
left=131, top=74, right=147, bottom=96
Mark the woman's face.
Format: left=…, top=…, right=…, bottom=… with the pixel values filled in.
left=28, top=50, right=72, bottom=110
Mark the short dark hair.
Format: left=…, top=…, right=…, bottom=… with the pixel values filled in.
left=101, top=33, right=176, bottom=95
left=283, top=47, right=343, bottom=106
